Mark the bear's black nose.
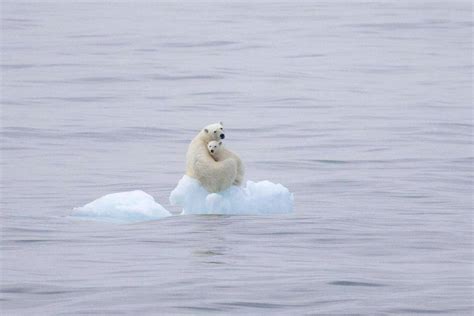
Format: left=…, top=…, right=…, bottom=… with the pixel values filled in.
left=220, top=134, right=225, bottom=139
left=211, top=149, right=214, bottom=153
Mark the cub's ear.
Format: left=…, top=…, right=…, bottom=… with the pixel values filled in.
left=219, top=121, right=223, bottom=126
left=204, top=128, right=209, bottom=133
left=219, top=141, right=222, bottom=145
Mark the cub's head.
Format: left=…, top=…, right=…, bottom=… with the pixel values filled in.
left=207, top=140, right=223, bottom=157
left=202, top=122, right=225, bottom=141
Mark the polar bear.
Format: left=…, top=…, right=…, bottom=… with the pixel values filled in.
left=207, top=141, right=244, bottom=186
left=186, top=122, right=238, bottom=193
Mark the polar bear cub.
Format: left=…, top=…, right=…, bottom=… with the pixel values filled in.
left=207, top=141, right=244, bottom=186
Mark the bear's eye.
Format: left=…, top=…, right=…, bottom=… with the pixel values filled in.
left=213, top=131, right=216, bottom=133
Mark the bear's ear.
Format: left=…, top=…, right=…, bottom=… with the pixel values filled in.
left=219, top=121, right=223, bottom=126
left=204, top=128, right=209, bottom=133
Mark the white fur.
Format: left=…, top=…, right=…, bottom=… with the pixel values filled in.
left=186, top=123, right=237, bottom=193
left=207, top=140, right=244, bottom=186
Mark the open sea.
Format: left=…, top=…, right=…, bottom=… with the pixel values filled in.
left=1, top=1, right=472, bottom=314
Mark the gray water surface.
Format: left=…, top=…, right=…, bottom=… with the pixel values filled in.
left=1, top=1, right=473, bottom=315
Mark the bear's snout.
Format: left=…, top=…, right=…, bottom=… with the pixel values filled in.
left=211, top=149, right=214, bottom=153
left=220, top=134, right=225, bottom=139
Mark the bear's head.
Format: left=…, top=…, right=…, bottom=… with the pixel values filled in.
left=207, top=140, right=222, bottom=154
left=207, top=140, right=223, bottom=160
left=202, top=122, right=225, bottom=142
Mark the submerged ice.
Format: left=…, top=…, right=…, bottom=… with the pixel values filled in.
left=72, top=190, right=172, bottom=223
left=170, top=175, right=294, bottom=215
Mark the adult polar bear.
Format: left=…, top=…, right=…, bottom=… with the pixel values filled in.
left=186, top=122, right=238, bottom=193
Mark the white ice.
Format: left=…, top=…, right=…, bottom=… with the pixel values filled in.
left=169, top=175, right=294, bottom=215
left=72, top=178, right=293, bottom=223
left=72, top=190, right=172, bottom=223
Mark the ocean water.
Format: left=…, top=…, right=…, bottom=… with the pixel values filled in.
left=1, top=1, right=472, bottom=315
